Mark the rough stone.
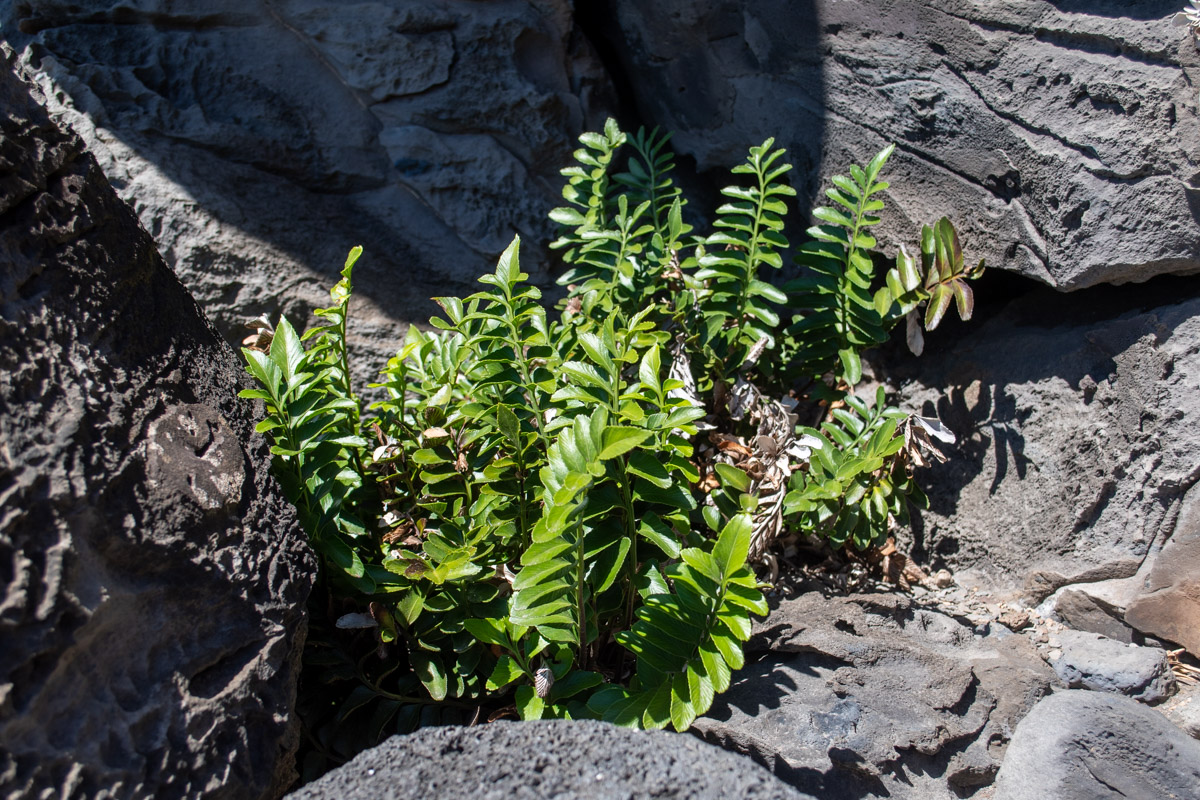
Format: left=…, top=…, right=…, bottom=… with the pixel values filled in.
left=602, top=0, right=1200, bottom=290
left=0, top=46, right=315, bottom=799
left=1, top=0, right=615, bottom=386
left=1126, top=482, right=1200, bottom=655
left=693, top=591, right=1059, bottom=799
left=286, top=720, right=816, bottom=800
left=1046, top=630, right=1175, bottom=702
left=889, top=280, right=1200, bottom=600
left=1158, top=683, right=1200, bottom=740
left=992, top=690, right=1200, bottom=800
left=1052, top=589, right=1136, bottom=643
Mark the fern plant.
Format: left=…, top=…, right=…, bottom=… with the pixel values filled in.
left=695, top=138, right=794, bottom=370
left=240, top=248, right=374, bottom=593
left=785, top=146, right=983, bottom=389
left=240, top=118, right=984, bottom=776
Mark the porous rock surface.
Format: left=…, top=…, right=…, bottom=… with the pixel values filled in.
left=0, top=0, right=614, bottom=384
left=0, top=47, right=314, bottom=799
left=285, top=719, right=817, bottom=800
left=890, top=280, right=1200, bottom=610
left=693, top=591, right=1059, bottom=800
left=991, top=690, right=1200, bottom=800
left=602, top=0, right=1200, bottom=289
left=1046, top=630, right=1175, bottom=702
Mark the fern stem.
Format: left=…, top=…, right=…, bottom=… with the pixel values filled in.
left=732, top=161, right=769, bottom=354
left=514, top=448, right=529, bottom=551
left=500, top=324, right=544, bottom=549
left=837, top=195, right=870, bottom=373
left=615, top=457, right=639, bottom=631
left=575, top=512, right=588, bottom=668
left=500, top=301, right=547, bottom=449
left=335, top=300, right=367, bottom=479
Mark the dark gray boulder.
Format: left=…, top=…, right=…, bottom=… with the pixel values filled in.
left=992, top=689, right=1200, bottom=800
left=0, top=45, right=314, bottom=799
left=602, top=0, right=1200, bottom=290
left=1047, top=631, right=1175, bottom=702
left=285, top=720, right=817, bottom=800
left=693, top=591, right=1059, bottom=799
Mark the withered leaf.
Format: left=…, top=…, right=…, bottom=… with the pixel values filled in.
left=534, top=666, right=555, bottom=699
left=422, top=427, right=450, bottom=442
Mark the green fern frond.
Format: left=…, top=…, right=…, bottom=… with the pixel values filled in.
left=239, top=267, right=374, bottom=593
left=551, top=120, right=693, bottom=320
left=303, top=246, right=363, bottom=423
left=782, top=386, right=913, bottom=550
left=588, top=512, right=764, bottom=731
left=510, top=410, right=607, bottom=647
left=695, top=139, right=794, bottom=361
left=550, top=118, right=628, bottom=281
left=785, top=145, right=894, bottom=387
left=614, top=126, right=681, bottom=240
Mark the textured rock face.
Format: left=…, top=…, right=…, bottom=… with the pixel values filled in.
left=1046, top=630, right=1175, bottom=702
left=0, top=48, right=314, bottom=799
left=1, top=0, right=614, bottom=384
left=286, top=720, right=816, bottom=800
left=1052, top=589, right=1137, bottom=643
left=1125, top=482, right=1200, bottom=654
left=603, top=0, right=1200, bottom=289
left=889, top=281, right=1200, bottom=603
left=991, top=690, right=1200, bottom=800
left=1159, top=684, right=1200, bottom=740
left=694, top=592, right=1059, bottom=799
left=6, top=2, right=1198, bottom=380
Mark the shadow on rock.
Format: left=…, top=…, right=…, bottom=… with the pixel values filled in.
left=694, top=590, right=1060, bottom=800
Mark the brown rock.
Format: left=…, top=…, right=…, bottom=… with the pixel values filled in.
left=1054, top=589, right=1136, bottom=644
left=1126, top=487, right=1200, bottom=655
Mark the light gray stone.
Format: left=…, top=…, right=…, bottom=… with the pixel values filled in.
left=604, top=0, right=1200, bottom=290
left=890, top=281, right=1200, bottom=600
left=694, top=592, right=1059, bottom=799
left=1047, top=630, right=1175, bottom=702
left=1159, top=684, right=1200, bottom=740
left=286, top=720, right=817, bottom=800
left=1, top=0, right=614, bottom=388
left=0, top=46, right=315, bottom=800
left=992, top=690, right=1200, bottom=800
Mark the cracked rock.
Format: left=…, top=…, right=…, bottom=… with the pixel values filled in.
left=693, top=592, right=1058, bottom=799
left=992, top=690, right=1200, bottom=800
left=1126, top=482, right=1200, bottom=655
left=603, top=0, right=1200, bottom=290
left=1, top=0, right=616, bottom=389
left=891, top=280, right=1200, bottom=599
